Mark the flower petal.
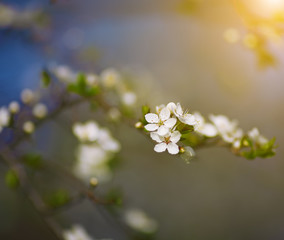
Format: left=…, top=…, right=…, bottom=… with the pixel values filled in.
left=157, top=126, right=169, bottom=136
left=159, top=107, right=170, bottom=121
left=166, top=102, right=177, bottom=113
left=180, top=114, right=197, bottom=126
left=145, top=113, right=159, bottom=123
left=154, top=143, right=167, bottom=153
left=170, top=131, right=181, bottom=143
left=198, top=124, right=218, bottom=137
left=167, top=142, right=179, bottom=155
left=176, top=103, right=183, bottom=116
left=164, top=118, right=177, bottom=128
left=150, top=132, right=163, bottom=143
left=145, top=124, right=159, bottom=131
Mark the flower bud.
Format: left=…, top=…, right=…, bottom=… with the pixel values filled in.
left=9, top=101, right=20, bottom=114
left=89, top=177, right=99, bottom=187
left=23, top=121, right=35, bottom=134
left=135, top=122, right=143, bottom=129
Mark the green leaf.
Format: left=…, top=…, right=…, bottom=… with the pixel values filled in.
left=142, top=105, right=150, bottom=115
left=5, top=170, right=19, bottom=189
left=46, top=189, right=70, bottom=208
left=41, top=70, right=51, bottom=87
left=22, top=153, right=43, bottom=170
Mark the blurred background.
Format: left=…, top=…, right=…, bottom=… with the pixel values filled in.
left=1, top=0, right=284, bottom=239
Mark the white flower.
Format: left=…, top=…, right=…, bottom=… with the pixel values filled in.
left=23, top=121, right=35, bottom=134
left=0, top=107, right=10, bottom=127
left=167, top=102, right=197, bottom=126
left=53, top=65, right=76, bottom=83
left=63, top=225, right=93, bottom=240
left=100, top=68, right=120, bottom=88
left=209, top=114, right=243, bottom=143
left=248, top=127, right=268, bottom=145
left=74, top=144, right=112, bottom=183
left=122, top=91, right=137, bottom=106
left=193, top=112, right=218, bottom=137
left=73, top=121, right=100, bottom=142
left=107, top=108, right=121, bottom=121
left=21, top=89, right=35, bottom=104
left=9, top=101, right=20, bottom=114
left=150, top=130, right=181, bottom=154
left=124, top=209, right=158, bottom=234
left=145, top=107, right=177, bottom=136
left=97, top=128, right=120, bottom=152
left=32, top=103, right=48, bottom=119
left=86, top=73, right=99, bottom=86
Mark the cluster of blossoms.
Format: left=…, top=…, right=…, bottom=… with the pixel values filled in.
left=0, top=88, right=48, bottom=136
left=63, top=225, right=111, bottom=240
left=73, top=121, right=120, bottom=183
left=142, top=102, right=275, bottom=159
left=51, top=65, right=137, bottom=109
left=144, top=102, right=197, bottom=155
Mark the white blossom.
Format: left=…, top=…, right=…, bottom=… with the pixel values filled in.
left=100, top=68, right=120, bottom=88
left=73, top=121, right=100, bottom=142
left=63, top=225, right=93, bottom=240
left=248, top=127, right=268, bottom=145
left=124, top=209, right=158, bottom=234
left=53, top=65, right=76, bottom=83
left=86, top=73, right=99, bottom=86
left=122, top=91, right=137, bottom=106
left=209, top=114, right=243, bottom=143
left=145, top=107, right=177, bottom=136
left=97, top=128, right=121, bottom=152
left=167, top=102, right=197, bottom=126
left=0, top=107, right=10, bottom=127
left=32, top=103, right=48, bottom=119
left=150, top=130, right=181, bottom=155
left=23, top=121, right=35, bottom=134
left=21, top=89, right=35, bottom=104
left=193, top=112, right=218, bottom=137
left=8, top=101, right=20, bottom=114
left=74, top=144, right=112, bottom=182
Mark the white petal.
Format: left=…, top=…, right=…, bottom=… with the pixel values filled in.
left=180, top=114, right=197, bottom=126
left=145, top=113, right=159, bottom=123
left=164, top=118, right=177, bottom=128
left=198, top=124, right=218, bottom=137
left=167, top=142, right=179, bottom=155
left=154, top=143, right=167, bottom=152
left=150, top=132, right=163, bottom=143
left=157, top=126, right=169, bottom=136
left=176, top=103, right=183, bottom=116
left=159, top=107, right=170, bottom=121
left=166, top=102, right=177, bottom=113
left=145, top=124, right=159, bottom=131
left=170, top=131, right=181, bottom=143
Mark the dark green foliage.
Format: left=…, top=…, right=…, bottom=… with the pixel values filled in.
left=5, top=169, right=19, bottom=189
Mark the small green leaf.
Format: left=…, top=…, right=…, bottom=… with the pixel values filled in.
left=41, top=70, right=51, bottom=87
left=46, top=189, right=70, bottom=208
left=5, top=170, right=19, bottom=189
left=22, top=153, right=43, bottom=169
left=142, top=105, right=150, bottom=115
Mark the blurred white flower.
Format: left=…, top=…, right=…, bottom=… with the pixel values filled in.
left=8, top=101, right=20, bottom=114
left=107, top=108, right=121, bottom=121
left=124, top=209, right=158, bottom=234
left=63, top=225, right=93, bottom=240
left=167, top=102, right=197, bottom=126
left=53, top=65, right=76, bottom=83
left=32, top=103, right=48, bottom=119
left=209, top=114, right=243, bottom=143
left=0, top=107, right=10, bottom=127
left=73, top=121, right=100, bottom=142
left=193, top=112, right=218, bottom=137
left=98, top=128, right=121, bottom=152
left=248, top=127, right=268, bottom=145
left=100, top=68, right=120, bottom=88
left=23, top=121, right=35, bottom=134
left=145, top=107, right=176, bottom=136
left=150, top=130, right=181, bottom=155
left=86, top=73, right=99, bottom=86
left=74, top=144, right=112, bottom=183
left=122, top=91, right=137, bottom=106
left=21, top=89, right=35, bottom=104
